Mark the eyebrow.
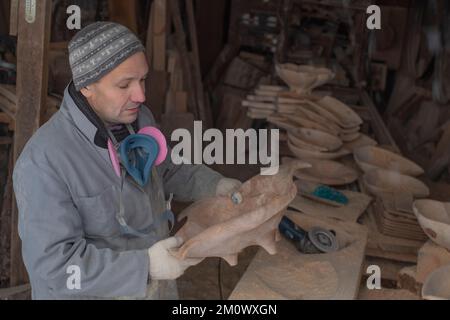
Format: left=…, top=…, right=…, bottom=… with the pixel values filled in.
left=117, top=73, right=149, bottom=83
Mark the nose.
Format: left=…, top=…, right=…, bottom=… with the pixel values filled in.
left=130, top=82, right=146, bottom=104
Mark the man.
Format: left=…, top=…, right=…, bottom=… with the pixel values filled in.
left=12, top=22, right=241, bottom=299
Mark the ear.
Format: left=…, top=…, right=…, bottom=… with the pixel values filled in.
left=80, top=86, right=92, bottom=98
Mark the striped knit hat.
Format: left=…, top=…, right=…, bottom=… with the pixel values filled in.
left=68, top=22, right=145, bottom=91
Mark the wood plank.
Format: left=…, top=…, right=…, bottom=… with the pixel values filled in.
left=169, top=0, right=199, bottom=119
left=146, top=70, right=168, bottom=123
left=10, top=0, right=52, bottom=286
left=360, top=90, right=399, bottom=151
left=204, top=44, right=240, bottom=91
left=0, top=143, right=13, bottom=288
left=144, top=1, right=167, bottom=122
left=0, top=284, right=31, bottom=300
left=0, top=137, right=12, bottom=145
left=186, top=0, right=211, bottom=127
left=0, top=84, right=17, bottom=103
left=0, top=112, right=13, bottom=124
left=229, top=210, right=368, bottom=300
left=152, top=0, right=167, bottom=71
left=9, top=0, right=19, bottom=36
left=427, top=123, right=450, bottom=180
left=0, top=95, right=16, bottom=118
left=108, top=0, right=138, bottom=33
left=145, top=1, right=155, bottom=67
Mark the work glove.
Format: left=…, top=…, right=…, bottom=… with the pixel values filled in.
left=215, top=177, right=242, bottom=196
left=148, top=236, right=203, bottom=280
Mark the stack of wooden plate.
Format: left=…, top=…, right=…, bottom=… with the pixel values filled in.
left=241, top=64, right=373, bottom=161
left=373, top=192, right=428, bottom=241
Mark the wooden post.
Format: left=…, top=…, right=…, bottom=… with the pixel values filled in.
left=10, top=0, right=52, bottom=286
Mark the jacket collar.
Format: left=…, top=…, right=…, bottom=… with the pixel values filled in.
left=60, top=81, right=139, bottom=149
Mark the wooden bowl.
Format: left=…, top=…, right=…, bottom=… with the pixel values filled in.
left=339, top=131, right=360, bottom=142
left=275, top=64, right=317, bottom=93
left=301, top=100, right=343, bottom=126
left=289, top=111, right=332, bottom=134
left=295, top=104, right=342, bottom=135
left=343, top=134, right=377, bottom=152
left=293, top=158, right=359, bottom=185
left=363, top=169, right=429, bottom=198
left=312, top=67, right=335, bottom=88
left=316, top=96, right=363, bottom=128
left=422, top=265, right=450, bottom=300
left=340, top=126, right=360, bottom=134
left=413, top=199, right=450, bottom=249
left=267, top=115, right=299, bottom=131
left=288, top=140, right=351, bottom=160
left=288, top=132, right=325, bottom=152
left=354, top=146, right=424, bottom=176
left=290, top=112, right=338, bottom=135
left=289, top=128, right=343, bottom=152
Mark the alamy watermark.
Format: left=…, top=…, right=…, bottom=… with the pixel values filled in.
left=171, top=121, right=280, bottom=175
left=66, top=265, right=81, bottom=290
left=366, top=265, right=382, bottom=290
left=23, top=3, right=382, bottom=31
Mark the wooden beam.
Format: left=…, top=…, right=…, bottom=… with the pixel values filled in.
left=10, top=0, right=52, bottom=286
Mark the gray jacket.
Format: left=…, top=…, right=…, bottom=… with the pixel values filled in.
left=12, top=85, right=222, bottom=299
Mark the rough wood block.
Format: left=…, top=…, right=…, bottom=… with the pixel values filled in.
left=416, top=240, right=450, bottom=284
left=397, top=266, right=422, bottom=296
left=229, top=210, right=368, bottom=300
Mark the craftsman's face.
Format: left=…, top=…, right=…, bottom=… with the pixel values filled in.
left=80, top=52, right=149, bottom=125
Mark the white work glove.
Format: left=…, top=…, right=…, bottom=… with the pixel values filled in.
left=148, top=237, right=202, bottom=280
left=215, top=178, right=242, bottom=196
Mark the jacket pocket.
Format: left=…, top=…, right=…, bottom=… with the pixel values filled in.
left=74, top=185, right=121, bottom=238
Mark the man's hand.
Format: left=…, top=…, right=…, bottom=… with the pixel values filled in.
left=148, top=237, right=203, bottom=280
left=215, top=178, right=242, bottom=196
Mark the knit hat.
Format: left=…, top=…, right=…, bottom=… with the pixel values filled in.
left=68, top=22, right=145, bottom=91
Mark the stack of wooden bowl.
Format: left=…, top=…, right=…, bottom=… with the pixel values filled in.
left=354, top=145, right=428, bottom=198
left=354, top=145, right=430, bottom=240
